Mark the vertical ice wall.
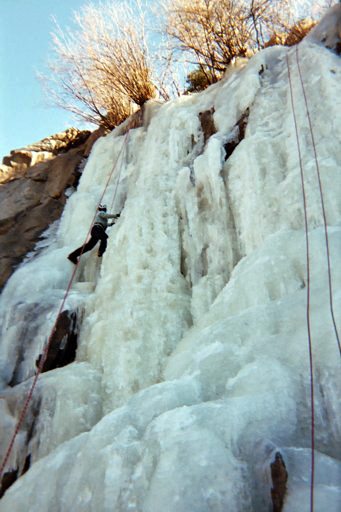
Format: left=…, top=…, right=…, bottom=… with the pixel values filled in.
left=0, top=28, right=340, bottom=512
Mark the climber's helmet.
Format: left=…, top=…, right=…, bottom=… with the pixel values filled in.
left=98, top=204, right=107, bottom=212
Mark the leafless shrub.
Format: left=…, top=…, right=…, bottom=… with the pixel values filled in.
left=42, top=0, right=334, bottom=125
left=41, top=2, right=157, bottom=130
left=284, top=18, right=317, bottom=45
left=161, top=0, right=295, bottom=84
left=161, top=0, right=249, bottom=84
left=265, top=18, right=317, bottom=47
left=248, top=0, right=295, bottom=48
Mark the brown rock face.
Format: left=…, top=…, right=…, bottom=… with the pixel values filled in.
left=199, top=107, right=217, bottom=146
left=0, top=128, right=100, bottom=290
left=1, top=128, right=91, bottom=173
left=35, top=310, right=78, bottom=375
left=224, top=108, right=249, bottom=161
left=270, top=451, right=288, bottom=512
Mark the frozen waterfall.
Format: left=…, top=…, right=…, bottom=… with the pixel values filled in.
left=0, top=33, right=340, bottom=512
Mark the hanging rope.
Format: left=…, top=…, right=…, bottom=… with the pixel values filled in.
left=109, top=131, right=130, bottom=212
left=286, top=51, right=315, bottom=512
left=0, top=131, right=130, bottom=482
left=295, top=45, right=341, bottom=357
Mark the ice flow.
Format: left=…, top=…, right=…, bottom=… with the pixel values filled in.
left=0, top=33, right=340, bottom=512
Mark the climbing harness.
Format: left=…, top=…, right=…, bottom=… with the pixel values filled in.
left=0, top=131, right=130, bottom=482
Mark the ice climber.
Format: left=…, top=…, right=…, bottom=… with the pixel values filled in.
left=67, top=204, right=120, bottom=264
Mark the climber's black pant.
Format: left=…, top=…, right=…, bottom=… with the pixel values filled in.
left=69, top=225, right=108, bottom=259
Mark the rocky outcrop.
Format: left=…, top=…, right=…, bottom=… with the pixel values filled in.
left=118, top=101, right=163, bottom=136
left=0, top=128, right=91, bottom=181
left=224, top=108, right=249, bottom=161
left=0, top=128, right=103, bottom=290
left=35, top=310, right=78, bottom=375
left=199, top=107, right=217, bottom=146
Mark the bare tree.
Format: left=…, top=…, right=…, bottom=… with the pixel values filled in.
left=41, top=0, right=330, bottom=125
left=161, top=0, right=306, bottom=84
left=42, top=2, right=157, bottom=130
left=248, top=0, right=295, bottom=48
left=161, top=0, right=250, bottom=84
left=264, top=0, right=326, bottom=48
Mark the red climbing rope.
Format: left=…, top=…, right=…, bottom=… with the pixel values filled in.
left=110, top=131, right=130, bottom=212
left=286, top=51, right=315, bottom=512
left=295, top=45, right=341, bottom=357
left=0, top=131, right=130, bottom=481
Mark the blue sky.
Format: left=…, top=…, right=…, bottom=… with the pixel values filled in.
left=0, top=0, right=328, bottom=160
left=0, top=0, right=97, bottom=160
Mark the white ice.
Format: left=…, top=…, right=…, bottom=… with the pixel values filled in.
left=0, top=19, right=340, bottom=512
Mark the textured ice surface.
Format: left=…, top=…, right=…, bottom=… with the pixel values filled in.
left=0, top=30, right=340, bottom=512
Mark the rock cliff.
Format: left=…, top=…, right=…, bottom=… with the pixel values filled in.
left=0, top=128, right=104, bottom=289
